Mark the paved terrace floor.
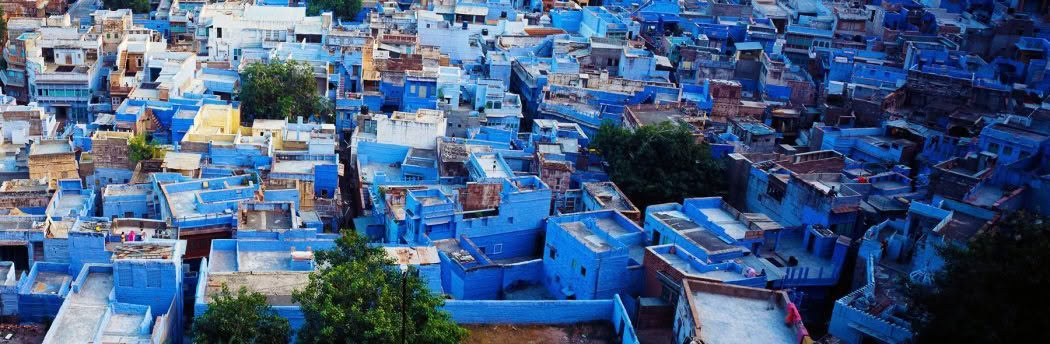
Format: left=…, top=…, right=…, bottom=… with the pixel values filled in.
left=691, top=290, right=797, bottom=344
left=44, top=271, right=113, bottom=344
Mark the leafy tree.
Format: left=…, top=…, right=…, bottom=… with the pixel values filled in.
left=905, top=212, right=1050, bottom=343
left=128, top=134, right=164, bottom=166
left=307, top=0, right=362, bottom=21
left=239, top=60, right=333, bottom=123
left=293, top=231, right=468, bottom=344
left=590, top=121, right=727, bottom=209
left=102, top=0, right=150, bottom=14
left=191, top=285, right=291, bottom=344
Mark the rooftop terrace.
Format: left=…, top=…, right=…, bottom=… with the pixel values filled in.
left=204, top=272, right=311, bottom=306
left=29, top=141, right=73, bottom=155
left=683, top=280, right=802, bottom=344
left=43, top=269, right=114, bottom=344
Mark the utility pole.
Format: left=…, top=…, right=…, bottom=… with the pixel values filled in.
left=401, top=269, right=408, bottom=344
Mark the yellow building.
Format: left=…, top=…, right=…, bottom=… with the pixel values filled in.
left=179, top=103, right=245, bottom=152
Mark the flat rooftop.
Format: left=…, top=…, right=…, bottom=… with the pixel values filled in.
left=30, top=142, right=72, bottom=155
left=653, top=211, right=742, bottom=255
left=272, top=160, right=329, bottom=175
left=240, top=209, right=293, bottom=230
left=463, top=322, right=617, bottom=343
left=163, top=152, right=201, bottom=171
left=103, top=183, right=151, bottom=197
left=689, top=287, right=797, bottom=343
left=29, top=271, right=70, bottom=295
left=205, top=272, right=311, bottom=306
left=560, top=221, right=615, bottom=252
left=765, top=231, right=837, bottom=273
left=50, top=193, right=89, bottom=217
left=112, top=243, right=176, bottom=260
left=583, top=182, right=638, bottom=213
left=384, top=246, right=440, bottom=265
left=474, top=155, right=511, bottom=179
left=44, top=271, right=113, bottom=344
left=655, top=248, right=747, bottom=282
left=359, top=160, right=403, bottom=184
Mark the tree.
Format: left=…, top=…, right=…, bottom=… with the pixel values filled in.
left=590, top=121, right=727, bottom=209
left=1, top=7, right=8, bottom=47
left=307, top=0, right=362, bottom=21
left=191, top=285, right=292, bottom=344
left=293, top=231, right=468, bottom=344
left=905, top=212, right=1050, bottom=343
left=239, top=60, right=333, bottom=123
left=102, top=0, right=150, bottom=14
left=128, top=134, right=164, bottom=166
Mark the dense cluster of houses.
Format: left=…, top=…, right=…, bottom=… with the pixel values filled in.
left=0, top=0, right=1046, bottom=343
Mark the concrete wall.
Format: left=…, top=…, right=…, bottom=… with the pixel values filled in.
left=443, top=299, right=613, bottom=323
left=17, top=262, right=72, bottom=322
left=113, top=259, right=181, bottom=317
left=441, top=296, right=640, bottom=343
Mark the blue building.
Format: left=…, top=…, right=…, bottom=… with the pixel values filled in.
left=102, top=184, right=156, bottom=219
left=542, top=210, right=646, bottom=300
left=644, top=197, right=849, bottom=289
left=155, top=174, right=260, bottom=257
left=402, top=70, right=438, bottom=113
left=196, top=237, right=338, bottom=337
left=829, top=200, right=997, bottom=344
left=46, top=179, right=96, bottom=221
left=393, top=176, right=552, bottom=244
left=727, top=150, right=864, bottom=238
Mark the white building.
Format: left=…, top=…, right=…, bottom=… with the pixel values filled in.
left=198, top=4, right=332, bottom=68
left=352, top=109, right=448, bottom=150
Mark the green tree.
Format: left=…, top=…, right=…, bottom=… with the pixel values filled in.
left=293, top=231, right=468, bottom=344
left=128, top=134, right=164, bottom=166
left=307, top=0, right=362, bottom=21
left=239, top=60, right=333, bottom=123
left=102, top=0, right=150, bottom=14
left=905, top=212, right=1050, bottom=343
left=191, top=285, right=292, bottom=344
left=590, top=121, right=727, bottom=209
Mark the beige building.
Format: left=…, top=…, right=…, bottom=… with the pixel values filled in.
left=28, top=139, right=78, bottom=188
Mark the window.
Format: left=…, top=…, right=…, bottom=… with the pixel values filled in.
left=418, top=86, right=427, bottom=97
left=548, top=246, right=557, bottom=259
left=147, top=269, right=161, bottom=287
left=493, top=244, right=503, bottom=255
left=987, top=142, right=999, bottom=153
left=119, top=267, right=133, bottom=287
left=216, top=28, right=222, bottom=38
left=581, top=266, right=587, bottom=276
left=508, top=217, right=514, bottom=224
left=1003, top=145, right=1013, bottom=156
left=409, top=85, right=417, bottom=94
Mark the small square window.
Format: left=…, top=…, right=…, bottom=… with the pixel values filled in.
left=493, top=244, right=503, bottom=254
left=581, top=267, right=587, bottom=276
